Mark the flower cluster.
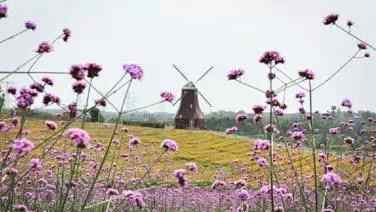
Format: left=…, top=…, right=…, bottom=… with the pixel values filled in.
left=84, top=63, right=102, bottom=78
left=160, top=91, right=175, bottom=102
left=0, top=4, right=7, bottom=18
left=16, top=88, right=37, bottom=109
left=64, top=128, right=91, bottom=148
left=122, top=190, right=145, bottom=209
left=70, top=65, right=85, bottom=80
left=185, top=162, right=198, bottom=173
left=42, top=93, right=60, bottom=105
left=173, top=169, right=187, bottom=187
left=252, top=105, right=265, bottom=114
left=128, top=136, right=141, bottom=148
left=41, top=77, right=54, bottom=86
left=45, top=120, right=57, bottom=130
left=123, top=64, right=144, bottom=80
left=321, top=170, right=343, bottom=188
left=36, top=42, right=53, bottom=54
left=323, top=14, right=339, bottom=25
left=25, top=21, right=37, bottom=30
left=254, top=139, right=270, bottom=151
left=341, top=98, right=352, bottom=109
left=259, top=51, right=284, bottom=65
left=225, top=126, right=238, bottom=134
left=62, top=28, right=71, bottom=42
left=227, top=69, right=244, bottom=80
left=11, top=138, right=35, bottom=155
left=298, top=69, right=315, bottom=80
left=161, top=139, right=178, bottom=152
left=72, top=80, right=86, bottom=94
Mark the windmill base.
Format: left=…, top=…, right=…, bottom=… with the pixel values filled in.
left=175, top=118, right=205, bottom=129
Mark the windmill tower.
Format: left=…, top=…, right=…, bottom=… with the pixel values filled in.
left=172, top=64, right=214, bottom=129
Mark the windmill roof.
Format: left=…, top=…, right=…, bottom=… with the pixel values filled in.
left=183, top=81, right=197, bottom=90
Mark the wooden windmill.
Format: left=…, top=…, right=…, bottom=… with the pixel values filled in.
left=172, top=64, right=214, bottom=129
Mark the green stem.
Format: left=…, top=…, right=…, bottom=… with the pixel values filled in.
left=309, top=80, right=319, bottom=212
left=81, top=80, right=133, bottom=210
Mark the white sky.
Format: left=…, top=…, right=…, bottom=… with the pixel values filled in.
left=1, top=0, right=375, bottom=114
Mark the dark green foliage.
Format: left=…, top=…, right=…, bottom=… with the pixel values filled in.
left=89, top=107, right=104, bottom=122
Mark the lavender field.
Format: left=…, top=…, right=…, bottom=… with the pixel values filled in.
left=0, top=1, right=376, bottom=212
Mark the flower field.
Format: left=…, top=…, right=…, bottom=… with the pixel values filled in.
left=1, top=1, right=376, bottom=211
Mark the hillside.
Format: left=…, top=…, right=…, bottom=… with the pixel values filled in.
left=6, top=119, right=361, bottom=188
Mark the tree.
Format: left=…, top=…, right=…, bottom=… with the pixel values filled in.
left=89, top=107, right=104, bottom=122
left=0, top=92, right=5, bottom=113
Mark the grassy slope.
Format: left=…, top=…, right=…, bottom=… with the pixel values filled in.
left=2, top=119, right=368, bottom=187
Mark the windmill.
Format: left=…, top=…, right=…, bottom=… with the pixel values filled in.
left=172, top=64, right=214, bottom=129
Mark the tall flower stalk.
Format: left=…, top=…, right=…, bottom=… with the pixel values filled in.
left=267, top=63, right=275, bottom=210
left=308, top=80, right=319, bottom=212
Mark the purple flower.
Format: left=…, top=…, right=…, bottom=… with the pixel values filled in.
left=298, top=69, right=315, bottom=80
left=227, top=69, right=244, bottom=80
left=211, top=180, right=226, bottom=190
left=0, top=121, right=10, bottom=133
left=7, top=86, right=16, bottom=95
left=357, top=43, right=367, bottom=50
left=62, top=28, right=71, bottom=42
left=69, top=64, right=85, bottom=80
left=42, top=93, right=60, bottom=106
left=237, top=189, right=250, bottom=201
left=13, top=204, right=30, bottom=212
left=173, top=169, right=187, bottom=187
left=341, top=98, right=352, bottom=108
left=274, top=108, right=284, bottom=116
left=25, top=21, right=37, bottom=31
left=259, top=51, right=284, bottom=65
left=185, top=162, right=198, bottom=173
left=321, top=171, right=343, bottom=188
left=225, top=126, right=238, bottom=135
left=41, top=77, right=53, bottom=86
left=123, top=64, right=144, bottom=80
left=68, top=103, right=77, bottom=118
left=122, top=190, right=145, bottom=209
left=45, top=120, right=57, bottom=130
left=30, top=82, right=45, bottom=93
left=64, top=128, right=91, bottom=148
left=128, top=136, right=141, bottom=148
left=295, top=91, right=305, bottom=99
left=329, top=127, right=340, bottom=135
left=0, top=4, right=7, bottom=18
left=84, top=63, right=102, bottom=78
left=347, top=20, right=354, bottom=27
left=254, top=139, right=270, bottom=151
left=290, top=131, right=305, bottom=142
left=235, top=112, right=248, bottom=124
left=256, top=157, right=268, bottom=167
left=29, top=158, right=43, bottom=170
left=36, top=42, right=53, bottom=54
left=323, top=14, right=339, bottom=25
left=234, top=179, right=247, bottom=189
left=161, top=139, right=178, bottom=152
left=11, top=138, right=35, bottom=155
left=252, top=105, right=265, bottom=114
left=72, top=80, right=86, bottom=94
left=95, top=98, right=106, bottom=107
left=344, top=136, right=354, bottom=145
left=160, top=91, right=175, bottom=102
left=16, top=88, right=36, bottom=109
left=106, top=188, right=120, bottom=196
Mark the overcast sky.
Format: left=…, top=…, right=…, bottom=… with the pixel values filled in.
left=1, top=0, right=375, bottom=114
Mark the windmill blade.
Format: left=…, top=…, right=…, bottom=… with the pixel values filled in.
left=198, top=90, right=213, bottom=107
left=173, top=96, right=182, bottom=106
left=195, top=66, right=214, bottom=83
left=172, top=64, right=190, bottom=82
